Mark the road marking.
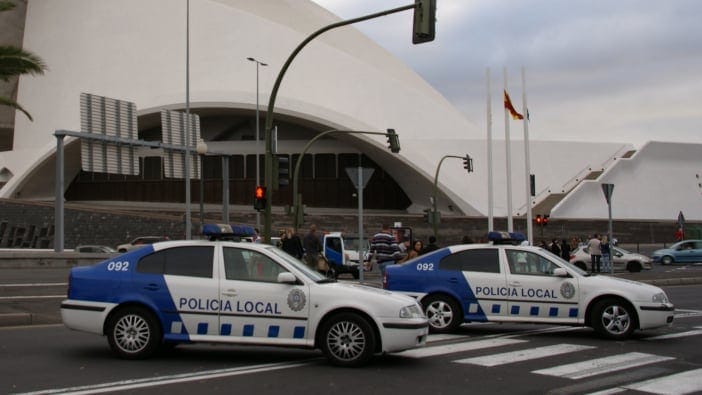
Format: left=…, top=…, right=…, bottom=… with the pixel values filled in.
left=453, top=343, right=595, bottom=367
left=620, top=368, right=702, bottom=395
left=673, top=309, right=702, bottom=318
left=426, top=333, right=470, bottom=343
left=644, top=328, right=702, bottom=340
left=16, top=360, right=317, bottom=395
left=532, top=352, right=674, bottom=380
left=398, top=337, right=526, bottom=358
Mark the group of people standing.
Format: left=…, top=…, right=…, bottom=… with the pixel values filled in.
left=585, top=233, right=612, bottom=273
left=370, top=224, right=440, bottom=275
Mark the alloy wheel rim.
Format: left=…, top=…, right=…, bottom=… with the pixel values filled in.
left=327, top=320, right=366, bottom=361
left=114, top=314, right=151, bottom=353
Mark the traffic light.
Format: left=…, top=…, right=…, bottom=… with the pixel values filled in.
left=254, top=185, right=266, bottom=211
left=386, top=128, right=400, bottom=153
left=463, top=154, right=473, bottom=173
left=412, top=0, right=436, bottom=44
left=276, top=155, right=289, bottom=188
left=535, top=214, right=543, bottom=226
left=543, top=215, right=549, bottom=226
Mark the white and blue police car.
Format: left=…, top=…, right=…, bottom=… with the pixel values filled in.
left=383, top=232, right=674, bottom=339
left=61, top=225, right=428, bottom=367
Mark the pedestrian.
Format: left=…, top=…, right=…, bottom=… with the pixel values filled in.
left=302, top=224, right=323, bottom=268
left=601, top=235, right=611, bottom=273
left=281, top=228, right=304, bottom=259
left=550, top=238, right=561, bottom=256
left=421, top=235, right=439, bottom=254
left=407, top=240, right=423, bottom=261
left=587, top=234, right=602, bottom=273
left=560, top=238, right=571, bottom=261
left=253, top=228, right=262, bottom=243
left=370, top=224, right=402, bottom=275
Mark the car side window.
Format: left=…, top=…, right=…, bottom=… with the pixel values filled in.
left=439, top=249, right=500, bottom=273
left=224, top=248, right=284, bottom=283
left=506, top=250, right=558, bottom=276
left=137, top=246, right=214, bottom=278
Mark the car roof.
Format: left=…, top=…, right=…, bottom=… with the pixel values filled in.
left=150, top=239, right=276, bottom=252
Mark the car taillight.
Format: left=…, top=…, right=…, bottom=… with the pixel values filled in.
left=569, top=255, right=575, bottom=260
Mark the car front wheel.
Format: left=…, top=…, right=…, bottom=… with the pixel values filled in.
left=627, top=262, right=642, bottom=272
left=591, top=298, right=635, bottom=340
left=661, top=256, right=674, bottom=265
left=107, top=307, right=161, bottom=359
left=319, top=313, right=375, bottom=367
left=422, top=294, right=462, bottom=333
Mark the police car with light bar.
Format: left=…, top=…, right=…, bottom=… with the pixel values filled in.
left=383, top=232, right=674, bottom=339
left=61, top=224, right=428, bottom=367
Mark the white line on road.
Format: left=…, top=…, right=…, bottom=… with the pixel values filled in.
left=645, top=328, right=702, bottom=340
left=453, top=343, right=595, bottom=367
left=620, top=368, right=702, bottom=395
left=532, top=352, right=674, bottom=380
left=398, top=337, right=526, bottom=358
left=15, top=360, right=317, bottom=395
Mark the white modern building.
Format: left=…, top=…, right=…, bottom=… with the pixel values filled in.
left=1, top=0, right=700, bottom=223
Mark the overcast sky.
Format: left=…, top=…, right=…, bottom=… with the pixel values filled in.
left=311, top=0, right=701, bottom=148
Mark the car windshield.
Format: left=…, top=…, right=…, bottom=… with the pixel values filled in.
left=538, top=247, right=589, bottom=276
left=265, top=246, right=326, bottom=282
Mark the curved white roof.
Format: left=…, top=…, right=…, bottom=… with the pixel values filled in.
left=1, top=0, right=700, bottom=222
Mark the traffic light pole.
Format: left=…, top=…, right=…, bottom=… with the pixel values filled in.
left=261, top=3, right=416, bottom=243
left=291, top=129, right=398, bottom=231
left=432, top=154, right=472, bottom=239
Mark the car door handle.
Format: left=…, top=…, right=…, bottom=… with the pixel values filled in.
left=509, top=282, right=522, bottom=287
left=447, top=278, right=459, bottom=283
left=144, top=283, right=160, bottom=291
left=222, top=290, right=238, bottom=297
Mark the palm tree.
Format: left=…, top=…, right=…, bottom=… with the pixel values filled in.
left=0, top=1, right=47, bottom=121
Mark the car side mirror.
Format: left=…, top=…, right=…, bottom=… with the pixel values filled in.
left=277, top=272, right=297, bottom=284
left=553, top=268, right=569, bottom=277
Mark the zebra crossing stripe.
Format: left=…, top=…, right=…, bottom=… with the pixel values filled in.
left=645, top=328, right=702, bottom=341
left=426, top=333, right=471, bottom=343
left=453, top=343, right=595, bottom=367
left=532, top=352, right=674, bottom=380
left=621, top=368, right=702, bottom=395
left=398, top=338, right=526, bottom=358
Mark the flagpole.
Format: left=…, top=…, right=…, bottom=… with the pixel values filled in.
left=522, top=67, right=533, bottom=245
left=487, top=68, right=494, bottom=232
left=503, top=67, right=513, bottom=232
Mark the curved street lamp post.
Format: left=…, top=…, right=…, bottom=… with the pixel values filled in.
left=432, top=154, right=474, bottom=238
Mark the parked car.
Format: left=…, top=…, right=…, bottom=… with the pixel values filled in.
left=569, top=245, right=652, bottom=272
left=651, top=240, right=702, bottom=265
left=75, top=245, right=117, bottom=253
left=116, top=236, right=169, bottom=253
left=384, top=233, right=674, bottom=339
left=61, top=232, right=428, bottom=366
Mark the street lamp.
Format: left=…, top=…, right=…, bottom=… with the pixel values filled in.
left=196, top=139, right=208, bottom=234
left=247, top=57, right=267, bottom=230
left=432, top=154, right=474, bottom=239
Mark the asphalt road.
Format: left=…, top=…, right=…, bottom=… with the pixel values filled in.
left=1, top=285, right=700, bottom=395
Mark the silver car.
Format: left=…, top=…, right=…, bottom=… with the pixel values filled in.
left=569, top=245, right=652, bottom=272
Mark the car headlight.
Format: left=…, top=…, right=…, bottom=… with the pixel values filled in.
left=399, top=304, right=424, bottom=319
left=652, top=292, right=669, bottom=304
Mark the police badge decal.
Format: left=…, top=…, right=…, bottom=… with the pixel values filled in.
left=560, top=282, right=576, bottom=299
left=287, top=288, right=307, bottom=311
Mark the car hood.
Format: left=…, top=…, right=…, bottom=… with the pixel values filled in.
left=317, top=281, right=418, bottom=306
left=581, top=274, right=665, bottom=299
left=651, top=248, right=673, bottom=256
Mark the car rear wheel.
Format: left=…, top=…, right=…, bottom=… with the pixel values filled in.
left=661, top=256, right=674, bottom=265
left=590, top=298, right=635, bottom=340
left=319, top=313, right=375, bottom=367
left=422, top=294, right=462, bottom=333
left=107, top=307, right=161, bottom=359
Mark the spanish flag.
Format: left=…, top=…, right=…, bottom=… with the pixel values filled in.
left=503, top=90, right=524, bottom=120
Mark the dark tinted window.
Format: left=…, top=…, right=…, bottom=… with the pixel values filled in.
left=439, top=249, right=500, bottom=273
left=137, top=246, right=214, bottom=278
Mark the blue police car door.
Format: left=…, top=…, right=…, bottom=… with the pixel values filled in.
left=219, top=246, right=310, bottom=344
left=134, top=245, right=220, bottom=340
left=504, top=249, right=580, bottom=323
left=437, top=248, right=509, bottom=321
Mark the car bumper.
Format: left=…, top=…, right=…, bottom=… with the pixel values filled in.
left=638, top=302, right=675, bottom=330
left=61, top=299, right=117, bottom=335
left=380, top=319, right=428, bottom=353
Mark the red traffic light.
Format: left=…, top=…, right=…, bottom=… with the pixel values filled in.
left=255, top=186, right=266, bottom=199
left=535, top=214, right=543, bottom=224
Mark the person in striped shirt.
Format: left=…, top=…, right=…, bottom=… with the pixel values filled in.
left=370, top=224, right=402, bottom=275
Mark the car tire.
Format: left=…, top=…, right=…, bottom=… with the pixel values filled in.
left=319, top=313, right=375, bottom=367
left=422, top=294, right=462, bottom=333
left=661, top=256, right=673, bottom=265
left=326, top=266, right=338, bottom=280
left=351, top=269, right=360, bottom=280
left=590, top=298, right=635, bottom=340
left=107, top=306, right=161, bottom=359
left=574, top=261, right=587, bottom=271
left=627, top=262, right=642, bottom=273
left=118, top=249, right=127, bottom=253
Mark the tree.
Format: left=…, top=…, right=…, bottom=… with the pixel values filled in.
left=0, top=1, right=47, bottom=121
